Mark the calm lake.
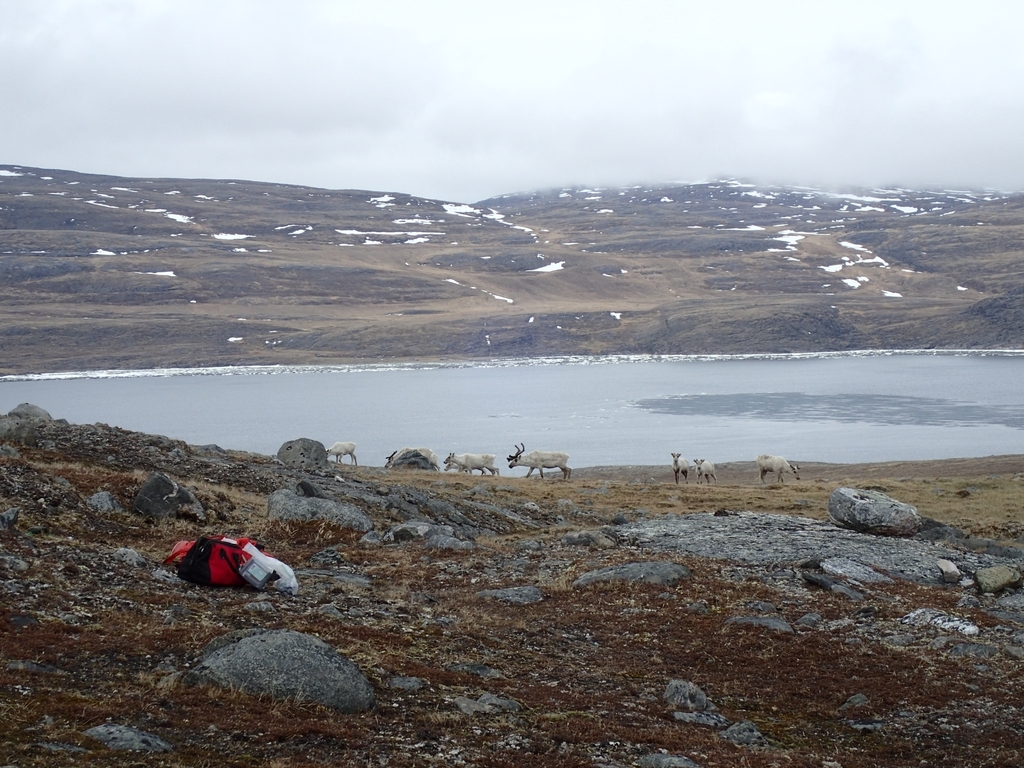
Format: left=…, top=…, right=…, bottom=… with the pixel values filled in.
left=2, top=352, right=1023, bottom=470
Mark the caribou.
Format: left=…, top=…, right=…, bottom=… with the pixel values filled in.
left=507, top=443, right=571, bottom=480
left=444, top=452, right=500, bottom=475
left=326, top=441, right=357, bottom=465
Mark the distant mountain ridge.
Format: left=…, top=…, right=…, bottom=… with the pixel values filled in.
left=2, top=164, right=1023, bottom=374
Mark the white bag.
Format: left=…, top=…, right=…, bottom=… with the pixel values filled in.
left=242, top=542, right=299, bottom=596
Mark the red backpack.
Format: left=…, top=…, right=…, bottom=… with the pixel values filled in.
left=164, top=535, right=262, bottom=588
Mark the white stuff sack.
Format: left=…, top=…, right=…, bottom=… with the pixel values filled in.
left=243, top=542, right=299, bottom=596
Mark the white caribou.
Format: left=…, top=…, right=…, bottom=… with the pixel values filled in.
left=693, top=458, right=717, bottom=485
left=326, top=441, right=357, bottom=465
left=445, top=452, right=500, bottom=475
left=756, top=454, right=800, bottom=484
left=671, top=452, right=689, bottom=484
left=507, top=443, right=571, bottom=480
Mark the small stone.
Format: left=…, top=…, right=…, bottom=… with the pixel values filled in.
left=948, top=643, right=999, bottom=658
left=113, top=548, right=147, bottom=568
left=151, top=569, right=179, bottom=585
left=83, top=724, right=173, bottom=752
left=672, top=711, right=731, bottom=728
left=87, top=491, right=123, bottom=513
left=796, top=612, right=822, bottom=628
left=882, top=634, right=918, bottom=647
left=453, top=696, right=489, bottom=715
left=846, top=719, right=885, bottom=733
left=446, top=663, right=503, bottom=679
left=636, top=754, right=702, bottom=768
left=936, top=559, right=961, bottom=583
left=245, top=601, right=275, bottom=612
left=476, top=586, right=543, bottom=605
left=560, top=530, right=615, bottom=548
left=477, top=692, right=520, bottom=712
left=725, top=615, right=794, bottom=633
left=389, top=676, right=424, bottom=691
left=319, top=604, right=345, bottom=619
left=839, top=693, right=869, bottom=711
left=664, top=679, right=708, bottom=711
left=720, top=719, right=768, bottom=746
left=0, top=507, right=19, bottom=531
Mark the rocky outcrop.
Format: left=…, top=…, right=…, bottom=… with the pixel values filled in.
left=828, top=487, right=922, bottom=537
left=572, top=561, right=690, bottom=588
left=276, top=438, right=328, bottom=469
left=266, top=488, right=373, bottom=531
left=184, top=629, right=375, bottom=713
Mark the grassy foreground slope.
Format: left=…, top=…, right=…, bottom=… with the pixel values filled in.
left=1, top=415, right=1023, bottom=766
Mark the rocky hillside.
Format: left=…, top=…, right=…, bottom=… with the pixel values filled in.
left=2, top=165, right=1024, bottom=373
left=2, top=404, right=1024, bottom=766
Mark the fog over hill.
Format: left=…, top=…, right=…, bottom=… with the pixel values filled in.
left=2, top=164, right=1024, bottom=374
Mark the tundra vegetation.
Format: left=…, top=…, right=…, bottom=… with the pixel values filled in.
left=2, top=415, right=1024, bottom=766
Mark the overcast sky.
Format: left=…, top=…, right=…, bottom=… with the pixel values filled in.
left=4, top=1, right=1024, bottom=202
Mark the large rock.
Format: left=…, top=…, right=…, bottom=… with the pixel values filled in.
left=974, top=564, right=1022, bottom=594
left=132, top=472, right=205, bottom=521
left=7, top=403, right=53, bottom=422
left=267, top=489, right=373, bottom=532
left=386, top=448, right=439, bottom=471
left=0, top=417, right=36, bottom=446
left=572, top=561, right=690, bottom=588
left=184, top=629, right=375, bottom=713
left=828, top=487, right=921, bottom=537
left=276, top=438, right=328, bottom=469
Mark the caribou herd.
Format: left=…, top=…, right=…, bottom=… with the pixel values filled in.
left=329, top=440, right=800, bottom=485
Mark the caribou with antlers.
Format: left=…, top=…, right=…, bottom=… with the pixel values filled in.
left=507, top=443, right=571, bottom=480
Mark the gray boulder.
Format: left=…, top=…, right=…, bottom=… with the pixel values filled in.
left=276, top=438, right=328, bottom=469
left=0, top=444, right=20, bottom=458
left=184, top=629, right=375, bottom=713
left=87, top=491, right=123, bottom=513
left=386, top=448, right=439, bottom=471
left=828, top=487, right=921, bottom=537
left=385, top=521, right=452, bottom=542
left=267, top=489, right=373, bottom=532
left=561, top=530, right=616, bottom=548
left=8, top=403, right=53, bottom=421
left=664, top=679, right=709, bottom=711
left=974, top=564, right=1022, bottom=594
left=83, top=723, right=173, bottom=752
left=0, top=417, right=36, bottom=446
left=132, top=472, right=205, bottom=521
left=0, top=507, right=20, bottom=531
left=572, top=561, right=691, bottom=588
left=720, top=719, right=768, bottom=746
